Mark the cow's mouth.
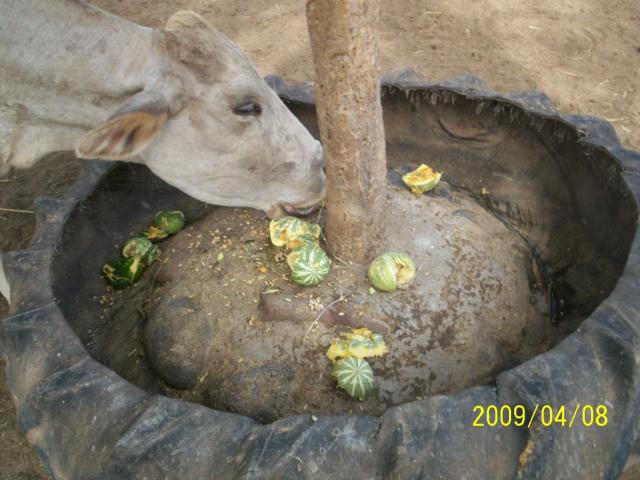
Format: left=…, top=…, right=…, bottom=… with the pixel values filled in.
left=281, top=202, right=320, bottom=216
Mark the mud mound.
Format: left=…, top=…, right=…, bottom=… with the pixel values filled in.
left=142, top=183, right=550, bottom=421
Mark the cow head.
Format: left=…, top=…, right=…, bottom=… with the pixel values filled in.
left=76, top=11, right=324, bottom=218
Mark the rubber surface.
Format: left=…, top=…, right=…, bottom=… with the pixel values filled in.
left=2, top=70, right=639, bottom=479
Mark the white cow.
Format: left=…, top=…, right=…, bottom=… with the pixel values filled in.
left=0, top=0, right=326, bottom=303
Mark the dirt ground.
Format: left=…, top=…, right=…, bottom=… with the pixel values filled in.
left=1, top=0, right=638, bottom=478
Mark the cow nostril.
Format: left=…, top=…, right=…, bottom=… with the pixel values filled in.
left=323, top=165, right=326, bottom=175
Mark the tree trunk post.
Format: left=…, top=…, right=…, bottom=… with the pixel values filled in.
left=306, top=0, right=387, bottom=264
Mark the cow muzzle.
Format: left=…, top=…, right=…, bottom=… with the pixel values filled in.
left=281, top=202, right=320, bottom=216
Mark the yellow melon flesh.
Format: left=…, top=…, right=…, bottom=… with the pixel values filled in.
left=402, top=164, right=442, bottom=194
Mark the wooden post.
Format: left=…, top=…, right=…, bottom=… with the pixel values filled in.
left=306, top=0, right=387, bottom=264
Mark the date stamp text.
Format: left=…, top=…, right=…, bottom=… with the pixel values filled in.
left=472, top=404, right=608, bottom=428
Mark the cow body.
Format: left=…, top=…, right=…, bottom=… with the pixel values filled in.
left=0, top=0, right=326, bottom=303
left=0, top=0, right=325, bottom=213
left=1, top=1, right=155, bottom=152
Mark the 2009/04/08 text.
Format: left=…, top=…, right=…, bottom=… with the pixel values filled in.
left=472, top=404, right=608, bottom=428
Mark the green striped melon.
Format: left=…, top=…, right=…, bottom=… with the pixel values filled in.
left=122, top=237, right=160, bottom=266
left=269, top=216, right=321, bottom=249
left=102, top=256, right=145, bottom=289
left=332, top=357, right=374, bottom=401
left=288, top=244, right=331, bottom=286
left=326, top=328, right=389, bottom=361
left=402, top=164, right=442, bottom=194
left=143, top=225, right=169, bottom=242
left=287, top=233, right=320, bottom=250
left=153, top=210, right=185, bottom=234
left=368, top=252, right=416, bottom=292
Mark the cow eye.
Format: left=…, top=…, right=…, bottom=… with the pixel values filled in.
left=233, top=101, right=262, bottom=116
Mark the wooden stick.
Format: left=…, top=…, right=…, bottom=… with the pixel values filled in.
left=0, top=207, right=34, bottom=214
left=303, top=294, right=346, bottom=341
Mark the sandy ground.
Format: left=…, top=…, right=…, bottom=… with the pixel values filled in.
left=0, top=0, right=638, bottom=478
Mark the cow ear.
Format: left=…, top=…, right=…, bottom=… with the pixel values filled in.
left=164, top=11, right=231, bottom=80
left=76, top=90, right=169, bottom=160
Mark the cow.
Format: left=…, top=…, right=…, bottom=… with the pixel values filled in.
left=0, top=0, right=326, bottom=303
